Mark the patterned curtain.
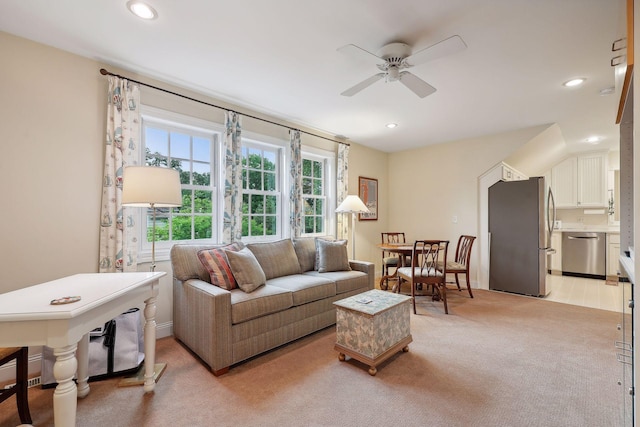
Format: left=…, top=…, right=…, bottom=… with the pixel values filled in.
left=336, top=143, right=349, bottom=240
left=99, top=76, right=141, bottom=272
left=222, top=111, right=243, bottom=243
left=289, top=130, right=302, bottom=237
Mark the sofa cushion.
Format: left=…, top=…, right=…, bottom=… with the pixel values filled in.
left=171, top=243, right=245, bottom=283
left=196, top=242, right=243, bottom=290
left=293, top=237, right=316, bottom=272
left=266, top=274, right=336, bottom=306
left=316, top=239, right=351, bottom=273
left=247, top=239, right=301, bottom=279
left=226, top=247, right=266, bottom=293
left=230, top=285, right=293, bottom=324
left=303, top=270, right=368, bottom=294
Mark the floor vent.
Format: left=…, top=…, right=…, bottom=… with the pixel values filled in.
left=3, top=376, right=41, bottom=390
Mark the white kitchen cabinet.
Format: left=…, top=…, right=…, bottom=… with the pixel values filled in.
left=606, top=233, right=621, bottom=278
left=577, top=152, right=607, bottom=207
left=549, top=232, right=562, bottom=274
left=551, top=152, right=607, bottom=208
left=501, top=163, right=527, bottom=181
left=551, top=157, right=577, bottom=207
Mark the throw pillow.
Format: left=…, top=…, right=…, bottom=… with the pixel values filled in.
left=247, top=239, right=301, bottom=279
left=315, top=239, right=351, bottom=273
left=313, top=237, right=336, bottom=271
left=293, top=237, right=316, bottom=272
left=197, top=242, right=243, bottom=290
left=225, top=247, right=266, bottom=293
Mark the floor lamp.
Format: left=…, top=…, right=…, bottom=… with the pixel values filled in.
left=121, top=165, right=182, bottom=386
left=335, top=195, right=370, bottom=259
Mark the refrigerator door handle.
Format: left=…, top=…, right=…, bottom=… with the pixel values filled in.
left=547, top=187, right=556, bottom=236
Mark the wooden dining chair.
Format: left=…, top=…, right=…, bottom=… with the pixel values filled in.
left=381, top=232, right=407, bottom=289
left=0, top=347, right=32, bottom=425
left=397, top=240, right=449, bottom=314
left=442, top=235, right=476, bottom=298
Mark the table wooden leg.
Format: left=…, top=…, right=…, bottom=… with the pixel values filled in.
left=76, top=333, right=90, bottom=398
left=143, top=294, right=158, bottom=393
left=53, top=344, right=78, bottom=427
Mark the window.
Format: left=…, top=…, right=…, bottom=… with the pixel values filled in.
left=138, top=107, right=222, bottom=261
left=301, top=148, right=335, bottom=237
left=302, top=157, right=325, bottom=234
left=241, top=140, right=281, bottom=240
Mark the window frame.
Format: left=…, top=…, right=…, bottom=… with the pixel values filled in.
left=301, top=146, right=336, bottom=237
left=240, top=132, right=288, bottom=242
left=135, top=105, right=224, bottom=263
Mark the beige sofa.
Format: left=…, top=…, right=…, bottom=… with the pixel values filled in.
left=170, top=238, right=374, bottom=375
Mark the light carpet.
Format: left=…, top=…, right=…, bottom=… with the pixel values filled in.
left=0, top=289, right=624, bottom=427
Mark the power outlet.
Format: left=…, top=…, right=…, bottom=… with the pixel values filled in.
left=452, top=215, right=458, bottom=224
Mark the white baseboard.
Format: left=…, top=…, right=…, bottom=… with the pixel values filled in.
left=0, top=321, right=174, bottom=383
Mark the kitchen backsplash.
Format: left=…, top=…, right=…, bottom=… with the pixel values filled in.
left=555, top=208, right=616, bottom=229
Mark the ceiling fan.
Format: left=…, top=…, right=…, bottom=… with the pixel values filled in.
left=338, top=35, right=467, bottom=98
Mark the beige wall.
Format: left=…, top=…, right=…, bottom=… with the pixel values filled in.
left=343, top=142, right=389, bottom=265
left=387, top=127, right=541, bottom=285
left=1, top=32, right=106, bottom=291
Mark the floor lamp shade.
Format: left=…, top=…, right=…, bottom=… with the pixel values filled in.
left=335, top=195, right=369, bottom=214
left=121, top=166, right=182, bottom=208
left=335, top=195, right=369, bottom=259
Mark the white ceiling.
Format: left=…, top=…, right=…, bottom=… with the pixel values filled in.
left=0, top=0, right=625, bottom=153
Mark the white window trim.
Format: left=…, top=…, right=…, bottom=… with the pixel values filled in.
left=136, top=105, right=224, bottom=263
left=301, top=146, right=336, bottom=237
left=240, top=131, right=289, bottom=242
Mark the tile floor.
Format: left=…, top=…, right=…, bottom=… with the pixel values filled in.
left=543, top=274, right=628, bottom=313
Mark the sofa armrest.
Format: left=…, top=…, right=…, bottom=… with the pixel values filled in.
left=349, top=260, right=375, bottom=290
left=173, top=278, right=233, bottom=374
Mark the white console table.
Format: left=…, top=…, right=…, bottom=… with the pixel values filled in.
left=0, top=272, right=165, bottom=426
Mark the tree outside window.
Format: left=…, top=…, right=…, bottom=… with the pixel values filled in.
left=241, top=144, right=280, bottom=238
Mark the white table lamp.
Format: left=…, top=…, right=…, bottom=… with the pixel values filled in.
left=122, top=166, right=182, bottom=272
left=335, top=195, right=370, bottom=259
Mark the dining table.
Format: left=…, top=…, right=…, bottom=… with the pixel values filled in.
left=377, top=243, right=414, bottom=292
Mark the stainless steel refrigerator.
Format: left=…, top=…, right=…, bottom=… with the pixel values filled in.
left=488, top=177, right=556, bottom=296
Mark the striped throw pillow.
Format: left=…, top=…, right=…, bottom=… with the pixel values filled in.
left=197, top=242, right=243, bottom=290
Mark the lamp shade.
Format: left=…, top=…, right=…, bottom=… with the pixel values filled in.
left=335, top=195, right=369, bottom=213
left=122, top=166, right=182, bottom=207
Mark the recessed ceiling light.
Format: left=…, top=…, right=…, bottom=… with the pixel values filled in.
left=584, top=136, right=601, bottom=144
left=599, top=87, right=615, bottom=96
left=127, top=1, right=157, bottom=20
left=563, top=78, right=586, bottom=88
left=386, top=123, right=398, bottom=129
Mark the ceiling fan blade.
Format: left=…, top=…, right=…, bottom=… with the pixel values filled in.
left=341, top=73, right=385, bottom=96
left=337, top=44, right=383, bottom=65
left=405, top=35, right=467, bottom=67
left=398, top=72, right=436, bottom=98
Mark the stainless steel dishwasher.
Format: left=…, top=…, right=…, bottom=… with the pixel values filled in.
left=561, top=232, right=606, bottom=277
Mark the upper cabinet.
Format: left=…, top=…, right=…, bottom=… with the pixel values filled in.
left=551, top=157, right=577, bottom=207
left=551, top=152, right=607, bottom=208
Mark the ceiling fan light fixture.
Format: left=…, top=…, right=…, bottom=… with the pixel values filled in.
left=127, top=1, right=157, bottom=20
left=386, top=123, right=398, bottom=129
left=563, top=78, right=586, bottom=88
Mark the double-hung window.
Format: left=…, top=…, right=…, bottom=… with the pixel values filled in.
left=138, top=107, right=221, bottom=262
left=241, top=138, right=282, bottom=240
left=301, top=148, right=335, bottom=237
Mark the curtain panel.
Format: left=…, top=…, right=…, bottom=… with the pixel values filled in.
left=222, top=111, right=243, bottom=243
left=99, top=76, right=141, bottom=272
left=336, top=143, right=349, bottom=240
left=289, top=130, right=302, bottom=237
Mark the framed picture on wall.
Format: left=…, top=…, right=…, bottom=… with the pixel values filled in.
left=358, top=176, right=378, bottom=221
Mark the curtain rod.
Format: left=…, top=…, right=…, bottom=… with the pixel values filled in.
left=99, top=68, right=349, bottom=146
